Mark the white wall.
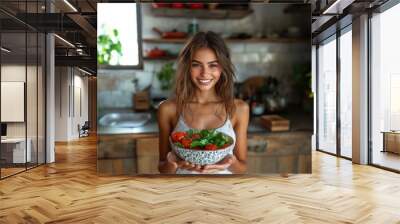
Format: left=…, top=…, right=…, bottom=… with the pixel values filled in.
left=55, top=67, right=69, bottom=141
left=55, top=67, right=89, bottom=141
left=1, top=65, right=33, bottom=137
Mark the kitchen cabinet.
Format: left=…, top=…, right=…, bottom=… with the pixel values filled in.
left=136, top=137, right=159, bottom=174
left=97, top=109, right=312, bottom=175
left=247, top=132, right=311, bottom=173
left=132, top=132, right=311, bottom=174
left=97, top=134, right=137, bottom=175
left=97, top=131, right=311, bottom=175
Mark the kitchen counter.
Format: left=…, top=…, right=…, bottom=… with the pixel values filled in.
left=97, top=108, right=312, bottom=136
left=97, top=108, right=312, bottom=175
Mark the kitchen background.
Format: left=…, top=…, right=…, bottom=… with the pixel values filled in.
left=98, top=3, right=311, bottom=111
left=97, top=3, right=312, bottom=175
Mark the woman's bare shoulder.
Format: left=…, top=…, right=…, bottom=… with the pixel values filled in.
left=158, top=99, right=177, bottom=117
left=232, top=99, right=249, bottom=124
left=234, top=99, right=249, bottom=114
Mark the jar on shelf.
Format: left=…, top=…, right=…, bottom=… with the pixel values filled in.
left=188, top=18, right=199, bottom=36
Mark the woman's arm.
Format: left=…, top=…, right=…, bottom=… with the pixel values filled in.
left=157, top=100, right=179, bottom=174
left=228, top=99, right=249, bottom=174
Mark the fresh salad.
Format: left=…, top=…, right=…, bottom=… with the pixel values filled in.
left=171, top=129, right=232, bottom=150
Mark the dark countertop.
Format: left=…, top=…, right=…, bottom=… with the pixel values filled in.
left=97, top=108, right=312, bottom=136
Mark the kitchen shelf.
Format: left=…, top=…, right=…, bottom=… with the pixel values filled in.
left=143, top=38, right=187, bottom=44
left=226, top=37, right=306, bottom=43
left=151, top=7, right=253, bottom=19
left=143, top=37, right=306, bottom=44
left=143, top=56, right=177, bottom=61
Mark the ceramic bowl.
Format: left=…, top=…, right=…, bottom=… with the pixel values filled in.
left=169, top=134, right=234, bottom=165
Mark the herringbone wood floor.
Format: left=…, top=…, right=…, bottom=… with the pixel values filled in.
left=1, top=136, right=400, bottom=224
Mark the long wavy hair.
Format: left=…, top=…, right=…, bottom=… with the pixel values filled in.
left=173, top=31, right=236, bottom=118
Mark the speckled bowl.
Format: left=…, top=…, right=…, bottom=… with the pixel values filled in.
left=169, top=134, right=234, bottom=165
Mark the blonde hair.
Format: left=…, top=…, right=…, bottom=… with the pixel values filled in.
left=173, top=31, right=236, bottom=118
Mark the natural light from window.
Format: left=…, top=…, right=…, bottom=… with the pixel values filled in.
left=340, top=28, right=352, bottom=158
left=97, top=3, right=139, bottom=66
left=318, top=37, right=337, bottom=154
left=371, top=3, right=400, bottom=170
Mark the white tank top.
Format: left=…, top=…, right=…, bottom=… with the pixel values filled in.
left=172, top=111, right=236, bottom=174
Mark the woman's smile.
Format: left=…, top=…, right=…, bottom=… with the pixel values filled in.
left=197, top=78, right=213, bottom=86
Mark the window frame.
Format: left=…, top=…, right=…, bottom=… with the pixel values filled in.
left=315, top=22, right=353, bottom=161
left=367, top=0, right=400, bottom=173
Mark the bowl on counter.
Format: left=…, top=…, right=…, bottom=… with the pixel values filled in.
left=251, top=103, right=265, bottom=115
left=99, top=112, right=152, bottom=128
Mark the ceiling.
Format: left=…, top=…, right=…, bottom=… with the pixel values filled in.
left=311, top=0, right=389, bottom=43
left=0, top=0, right=99, bottom=74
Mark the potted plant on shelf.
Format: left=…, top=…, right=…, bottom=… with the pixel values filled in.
left=156, top=62, right=176, bottom=91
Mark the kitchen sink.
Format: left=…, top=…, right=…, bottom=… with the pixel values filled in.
left=99, top=112, right=152, bottom=128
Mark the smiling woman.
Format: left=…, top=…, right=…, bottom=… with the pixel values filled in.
left=157, top=31, right=249, bottom=175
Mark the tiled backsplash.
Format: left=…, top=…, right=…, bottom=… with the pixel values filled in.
left=98, top=3, right=310, bottom=109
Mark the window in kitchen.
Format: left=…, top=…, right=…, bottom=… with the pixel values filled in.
left=339, top=26, right=352, bottom=159
left=370, top=3, right=400, bottom=171
left=97, top=3, right=142, bottom=68
left=317, top=35, right=337, bottom=155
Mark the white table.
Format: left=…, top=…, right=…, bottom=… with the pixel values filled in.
left=1, top=138, right=31, bottom=163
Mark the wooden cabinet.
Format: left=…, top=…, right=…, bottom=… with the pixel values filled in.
left=97, top=135, right=137, bottom=176
left=97, top=132, right=311, bottom=175
left=247, top=132, right=311, bottom=173
left=97, top=134, right=160, bottom=175
left=136, top=137, right=160, bottom=174
left=132, top=133, right=311, bottom=174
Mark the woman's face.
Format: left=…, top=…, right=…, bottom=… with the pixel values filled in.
left=190, top=47, right=222, bottom=92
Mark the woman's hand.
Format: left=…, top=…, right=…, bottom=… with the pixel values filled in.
left=166, top=151, right=203, bottom=173
left=201, top=154, right=235, bottom=174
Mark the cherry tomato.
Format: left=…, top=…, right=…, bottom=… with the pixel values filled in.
left=171, top=132, right=186, bottom=142
left=181, top=138, right=192, bottom=148
left=205, top=144, right=217, bottom=150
